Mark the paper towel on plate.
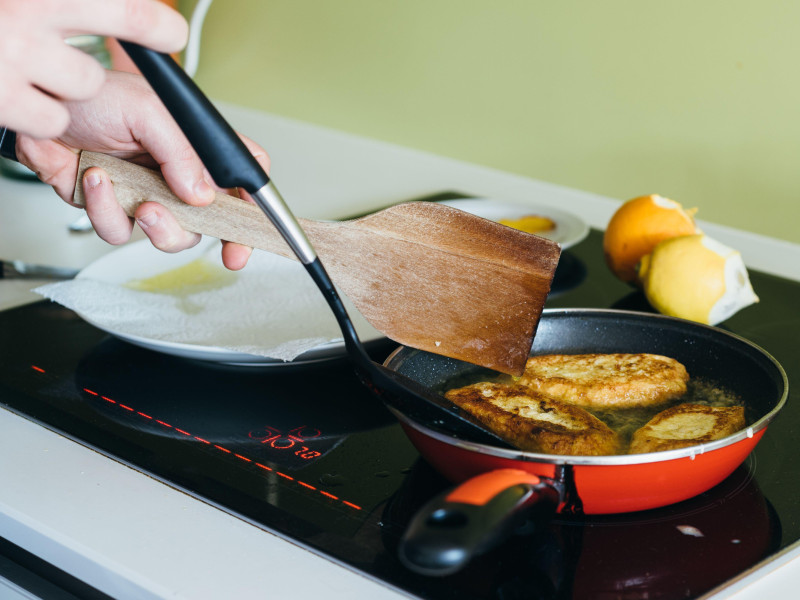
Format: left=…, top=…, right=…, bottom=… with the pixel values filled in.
left=34, top=239, right=379, bottom=363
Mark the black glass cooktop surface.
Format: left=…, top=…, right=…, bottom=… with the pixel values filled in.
left=2, top=230, right=799, bottom=599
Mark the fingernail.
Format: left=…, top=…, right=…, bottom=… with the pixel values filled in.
left=194, top=178, right=215, bottom=203
left=85, top=171, right=103, bottom=189
left=136, top=210, right=159, bottom=229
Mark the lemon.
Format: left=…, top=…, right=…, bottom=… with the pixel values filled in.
left=638, top=234, right=758, bottom=325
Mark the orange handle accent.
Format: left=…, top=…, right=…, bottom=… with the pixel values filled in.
left=445, top=469, right=541, bottom=506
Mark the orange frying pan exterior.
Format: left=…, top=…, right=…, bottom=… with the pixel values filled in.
left=396, top=415, right=766, bottom=514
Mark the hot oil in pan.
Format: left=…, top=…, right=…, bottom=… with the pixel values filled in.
left=439, top=369, right=745, bottom=454
left=588, top=377, right=744, bottom=449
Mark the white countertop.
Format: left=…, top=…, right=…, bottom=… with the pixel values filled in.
left=1, top=102, right=798, bottom=599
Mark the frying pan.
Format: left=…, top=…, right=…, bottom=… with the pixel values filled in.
left=382, top=309, right=788, bottom=575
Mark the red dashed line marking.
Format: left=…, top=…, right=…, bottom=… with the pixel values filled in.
left=34, top=367, right=361, bottom=511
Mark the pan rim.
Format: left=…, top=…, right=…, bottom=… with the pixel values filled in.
left=384, top=308, right=789, bottom=466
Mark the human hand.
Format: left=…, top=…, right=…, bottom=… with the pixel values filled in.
left=0, top=0, right=187, bottom=138
left=15, top=71, right=268, bottom=270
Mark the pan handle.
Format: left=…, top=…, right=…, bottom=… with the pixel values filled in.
left=398, top=469, right=561, bottom=576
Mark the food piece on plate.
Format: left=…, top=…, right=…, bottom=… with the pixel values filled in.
left=444, top=382, right=620, bottom=455
left=498, top=214, right=556, bottom=234
left=518, top=353, right=689, bottom=410
left=628, top=403, right=746, bottom=454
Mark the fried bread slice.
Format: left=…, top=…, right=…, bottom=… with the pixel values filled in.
left=444, top=381, right=620, bottom=455
left=518, top=353, right=689, bottom=409
left=629, top=403, right=746, bottom=454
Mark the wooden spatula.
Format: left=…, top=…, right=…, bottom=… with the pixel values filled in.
left=75, top=151, right=560, bottom=375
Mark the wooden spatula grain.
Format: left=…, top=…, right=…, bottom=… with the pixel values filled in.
left=74, top=151, right=561, bottom=375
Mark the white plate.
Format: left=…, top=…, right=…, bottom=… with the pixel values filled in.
left=71, top=238, right=382, bottom=366
left=440, top=198, right=589, bottom=249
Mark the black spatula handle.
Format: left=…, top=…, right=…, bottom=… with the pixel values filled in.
left=119, top=41, right=318, bottom=263
left=119, top=41, right=268, bottom=193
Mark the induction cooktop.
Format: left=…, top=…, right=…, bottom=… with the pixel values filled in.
left=2, top=229, right=799, bottom=599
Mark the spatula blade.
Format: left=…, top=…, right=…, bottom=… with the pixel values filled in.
left=74, top=152, right=561, bottom=375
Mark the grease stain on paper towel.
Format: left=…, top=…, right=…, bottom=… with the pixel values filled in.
left=126, top=258, right=237, bottom=314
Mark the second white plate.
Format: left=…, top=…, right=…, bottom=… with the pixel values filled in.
left=440, top=198, right=589, bottom=249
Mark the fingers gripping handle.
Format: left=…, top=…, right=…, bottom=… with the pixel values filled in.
left=118, top=41, right=265, bottom=192
left=118, top=41, right=316, bottom=264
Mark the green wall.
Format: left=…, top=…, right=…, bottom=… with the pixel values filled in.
left=185, top=0, right=799, bottom=243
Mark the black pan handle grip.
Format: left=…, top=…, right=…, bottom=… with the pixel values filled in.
left=118, top=41, right=268, bottom=194
left=398, top=469, right=560, bottom=576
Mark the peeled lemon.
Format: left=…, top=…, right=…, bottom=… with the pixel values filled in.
left=638, top=234, right=758, bottom=325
